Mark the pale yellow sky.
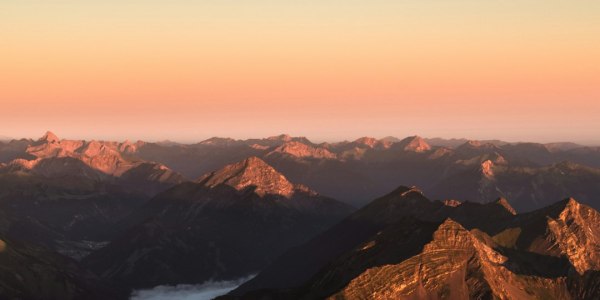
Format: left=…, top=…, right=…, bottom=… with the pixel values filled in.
left=1, top=1, right=599, bottom=143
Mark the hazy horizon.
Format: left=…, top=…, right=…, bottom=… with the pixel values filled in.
left=1, top=130, right=598, bottom=147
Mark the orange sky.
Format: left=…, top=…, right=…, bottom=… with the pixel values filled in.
left=1, top=1, right=599, bottom=144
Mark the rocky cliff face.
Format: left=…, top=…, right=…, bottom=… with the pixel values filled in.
left=332, top=219, right=570, bottom=300
left=542, top=199, right=600, bottom=274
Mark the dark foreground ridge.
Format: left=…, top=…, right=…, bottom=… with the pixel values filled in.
left=225, top=186, right=600, bottom=299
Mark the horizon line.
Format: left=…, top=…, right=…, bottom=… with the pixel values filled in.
left=1, top=131, right=598, bottom=147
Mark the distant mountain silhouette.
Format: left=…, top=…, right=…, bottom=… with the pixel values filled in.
left=71, top=133, right=599, bottom=211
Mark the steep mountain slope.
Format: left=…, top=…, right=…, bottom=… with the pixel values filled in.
left=0, top=209, right=124, bottom=300
left=392, top=135, right=431, bottom=153
left=197, top=156, right=297, bottom=197
left=504, top=198, right=600, bottom=274
left=228, top=187, right=600, bottom=299
left=0, top=170, right=148, bottom=259
left=0, top=235, right=124, bottom=300
left=83, top=157, right=353, bottom=290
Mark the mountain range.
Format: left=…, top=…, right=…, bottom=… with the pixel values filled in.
left=3, top=132, right=600, bottom=211
left=38, top=132, right=597, bottom=211
left=0, top=132, right=599, bottom=299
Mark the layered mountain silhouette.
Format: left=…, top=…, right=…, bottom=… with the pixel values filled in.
left=82, top=157, right=353, bottom=290
left=83, top=133, right=600, bottom=211
left=0, top=132, right=599, bottom=299
left=4, top=131, right=184, bottom=193
left=227, top=187, right=600, bottom=299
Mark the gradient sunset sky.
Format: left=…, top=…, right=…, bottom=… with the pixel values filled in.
left=1, top=1, right=599, bottom=144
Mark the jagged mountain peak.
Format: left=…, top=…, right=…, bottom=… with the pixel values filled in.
left=422, top=218, right=473, bottom=253
left=380, top=136, right=400, bottom=143
left=395, top=135, right=431, bottom=152
left=267, top=134, right=292, bottom=141
left=565, top=197, right=581, bottom=208
left=17, top=134, right=183, bottom=183
left=439, top=217, right=464, bottom=230
left=353, top=137, right=378, bottom=147
left=458, top=140, right=500, bottom=151
left=386, top=185, right=424, bottom=198
left=350, top=136, right=394, bottom=150
left=197, top=156, right=296, bottom=197
left=465, top=139, right=482, bottom=147
left=553, top=196, right=595, bottom=220
left=265, top=134, right=314, bottom=145
left=39, top=131, right=60, bottom=144
left=495, top=197, right=517, bottom=215
left=81, top=140, right=109, bottom=154
left=514, top=197, right=600, bottom=275
left=119, top=140, right=143, bottom=153
left=268, top=141, right=336, bottom=159
left=544, top=197, right=586, bottom=216
left=333, top=217, right=511, bottom=300
left=545, top=197, right=600, bottom=274
left=352, top=185, right=433, bottom=223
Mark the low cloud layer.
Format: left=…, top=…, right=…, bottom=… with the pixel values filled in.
left=131, top=275, right=255, bottom=300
